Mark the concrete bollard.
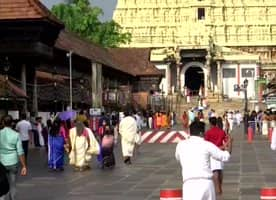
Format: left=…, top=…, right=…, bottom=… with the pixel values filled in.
left=248, top=127, right=253, bottom=144
left=260, top=188, right=276, bottom=200
left=269, top=128, right=273, bottom=142
left=160, top=189, right=182, bottom=200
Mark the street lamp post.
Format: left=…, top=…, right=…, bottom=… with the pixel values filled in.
left=243, top=78, right=249, bottom=135
left=244, top=79, right=248, bottom=112
left=66, top=51, right=73, bottom=110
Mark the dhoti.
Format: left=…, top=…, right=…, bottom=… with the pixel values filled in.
left=121, top=139, right=135, bottom=157
left=183, top=179, right=215, bottom=200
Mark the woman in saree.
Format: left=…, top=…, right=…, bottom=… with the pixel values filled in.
left=68, top=121, right=91, bottom=171
left=48, top=119, right=65, bottom=171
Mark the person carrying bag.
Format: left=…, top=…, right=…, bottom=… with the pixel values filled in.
left=68, top=121, right=99, bottom=171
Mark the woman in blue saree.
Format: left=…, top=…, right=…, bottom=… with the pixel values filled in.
left=48, top=119, right=65, bottom=171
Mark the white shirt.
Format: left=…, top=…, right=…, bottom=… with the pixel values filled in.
left=236, top=113, right=242, bottom=122
left=271, top=128, right=276, bottom=151
left=134, top=114, right=143, bottom=130
left=175, top=136, right=230, bottom=182
left=16, top=120, right=32, bottom=141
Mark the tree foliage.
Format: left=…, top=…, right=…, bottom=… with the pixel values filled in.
left=52, top=0, right=131, bottom=47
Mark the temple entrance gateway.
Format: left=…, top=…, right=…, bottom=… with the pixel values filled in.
left=180, top=61, right=207, bottom=96
left=185, top=67, right=204, bottom=95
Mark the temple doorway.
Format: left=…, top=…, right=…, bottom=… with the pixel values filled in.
left=185, top=66, right=204, bottom=95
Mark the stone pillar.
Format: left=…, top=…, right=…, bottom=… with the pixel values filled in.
left=97, top=63, right=103, bottom=107
left=32, top=73, right=38, bottom=115
left=174, top=48, right=181, bottom=93
left=91, top=62, right=103, bottom=108
left=21, top=64, right=27, bottom=113
left=166, top=64, right=171, bottom=95
left=176, top=64, right=180, bottom=92
left=205, top=54, right=211, bottom=96
left=217, top=60, right=223, bottom=101
left=91, top=62, right=97, bottom=108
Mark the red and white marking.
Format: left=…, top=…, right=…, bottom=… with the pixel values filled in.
left=141, top=130, right=189, bottom=144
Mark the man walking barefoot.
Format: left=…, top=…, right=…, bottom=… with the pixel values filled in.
left=205, top=117, right=228, bottom=195
left=175, top=121, right=232, bottom=200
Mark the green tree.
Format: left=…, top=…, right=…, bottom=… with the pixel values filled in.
left=52, top=0, right=131, bottom=47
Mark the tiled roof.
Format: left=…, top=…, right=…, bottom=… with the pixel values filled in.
left=36, top=70, right=67, bottom=83
left=55, top=30, right=132, bottom=75
left=0, top=1, right=161, bottom=77
left=0, top=0, right=63, bottom=26
left=0, top=75, right=27, bottom=98
left=108, top=48, right=163, bottom=76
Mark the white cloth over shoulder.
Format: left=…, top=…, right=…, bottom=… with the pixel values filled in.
left=119, top=116, right=137, bottom=157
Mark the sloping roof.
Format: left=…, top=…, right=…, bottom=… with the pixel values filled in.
left=36, top=70, right=67, bottom=83
left=0, top=0, right=63, bottom=26
left=0, top=75, right=27, bottom=98
left=55, top=30, right=132, bottom=75
left=216, top=46, right=260, bottom=61
left=108, top=48, right=163, bottom=76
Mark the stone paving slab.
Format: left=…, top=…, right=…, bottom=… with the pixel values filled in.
left=15, top=125, right=276, bottom=200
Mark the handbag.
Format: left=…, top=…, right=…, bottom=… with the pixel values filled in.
left=0, top=132, right=10, bottom=197
left=69, top=129, right=77, bottom=166
left=135, top=131, right=142, bottom=145
left=86, top=128, right=100, bottom=155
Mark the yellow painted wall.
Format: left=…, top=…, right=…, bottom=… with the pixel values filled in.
left=113, top=0, right=276, bottom=48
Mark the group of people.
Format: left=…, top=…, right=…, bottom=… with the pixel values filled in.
left=147, top=111, right=176, bottom=130
left=0, top=108, right=142, bottom=200
left=245, top=109, right=276, bottom=135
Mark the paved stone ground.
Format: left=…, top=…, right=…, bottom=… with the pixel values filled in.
left=16, top=125, right=276, bottom=200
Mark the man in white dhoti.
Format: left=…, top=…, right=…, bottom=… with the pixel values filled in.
left=119, top=111, right=137, bottom=165
left=175, top=121, right=232, bottom=200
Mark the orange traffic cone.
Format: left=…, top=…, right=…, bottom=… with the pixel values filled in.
left=248, top=127, right=253, bottom=144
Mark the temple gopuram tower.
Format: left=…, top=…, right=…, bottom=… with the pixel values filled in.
left=113, top=0, right=276, bottom=100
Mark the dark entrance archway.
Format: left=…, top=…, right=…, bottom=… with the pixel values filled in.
left=185, top=66, right=204, bottom=94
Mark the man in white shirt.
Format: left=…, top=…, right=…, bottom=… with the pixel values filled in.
left=15, top=113, right=32, bottom=160
left=175, top=121, right=232, bottom=200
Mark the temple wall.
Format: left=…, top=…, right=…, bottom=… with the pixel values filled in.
left=114, top=0, right=276, bottom=48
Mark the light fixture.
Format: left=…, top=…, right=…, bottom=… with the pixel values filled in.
left=3, top=57, right=10, bottom=72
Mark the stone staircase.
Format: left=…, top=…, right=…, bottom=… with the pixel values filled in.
left=165, top=94, right=245, bottom=122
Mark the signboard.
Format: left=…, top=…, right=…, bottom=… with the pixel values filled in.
left=89, top=108, right=101, bottom=116
left=233, top=84, right=240, bottom=92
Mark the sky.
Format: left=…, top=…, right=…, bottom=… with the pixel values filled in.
left=41, top=0, right=117, bottom=21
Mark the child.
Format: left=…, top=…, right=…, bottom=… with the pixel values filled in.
left=100, top=127, right=115, bottom=169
